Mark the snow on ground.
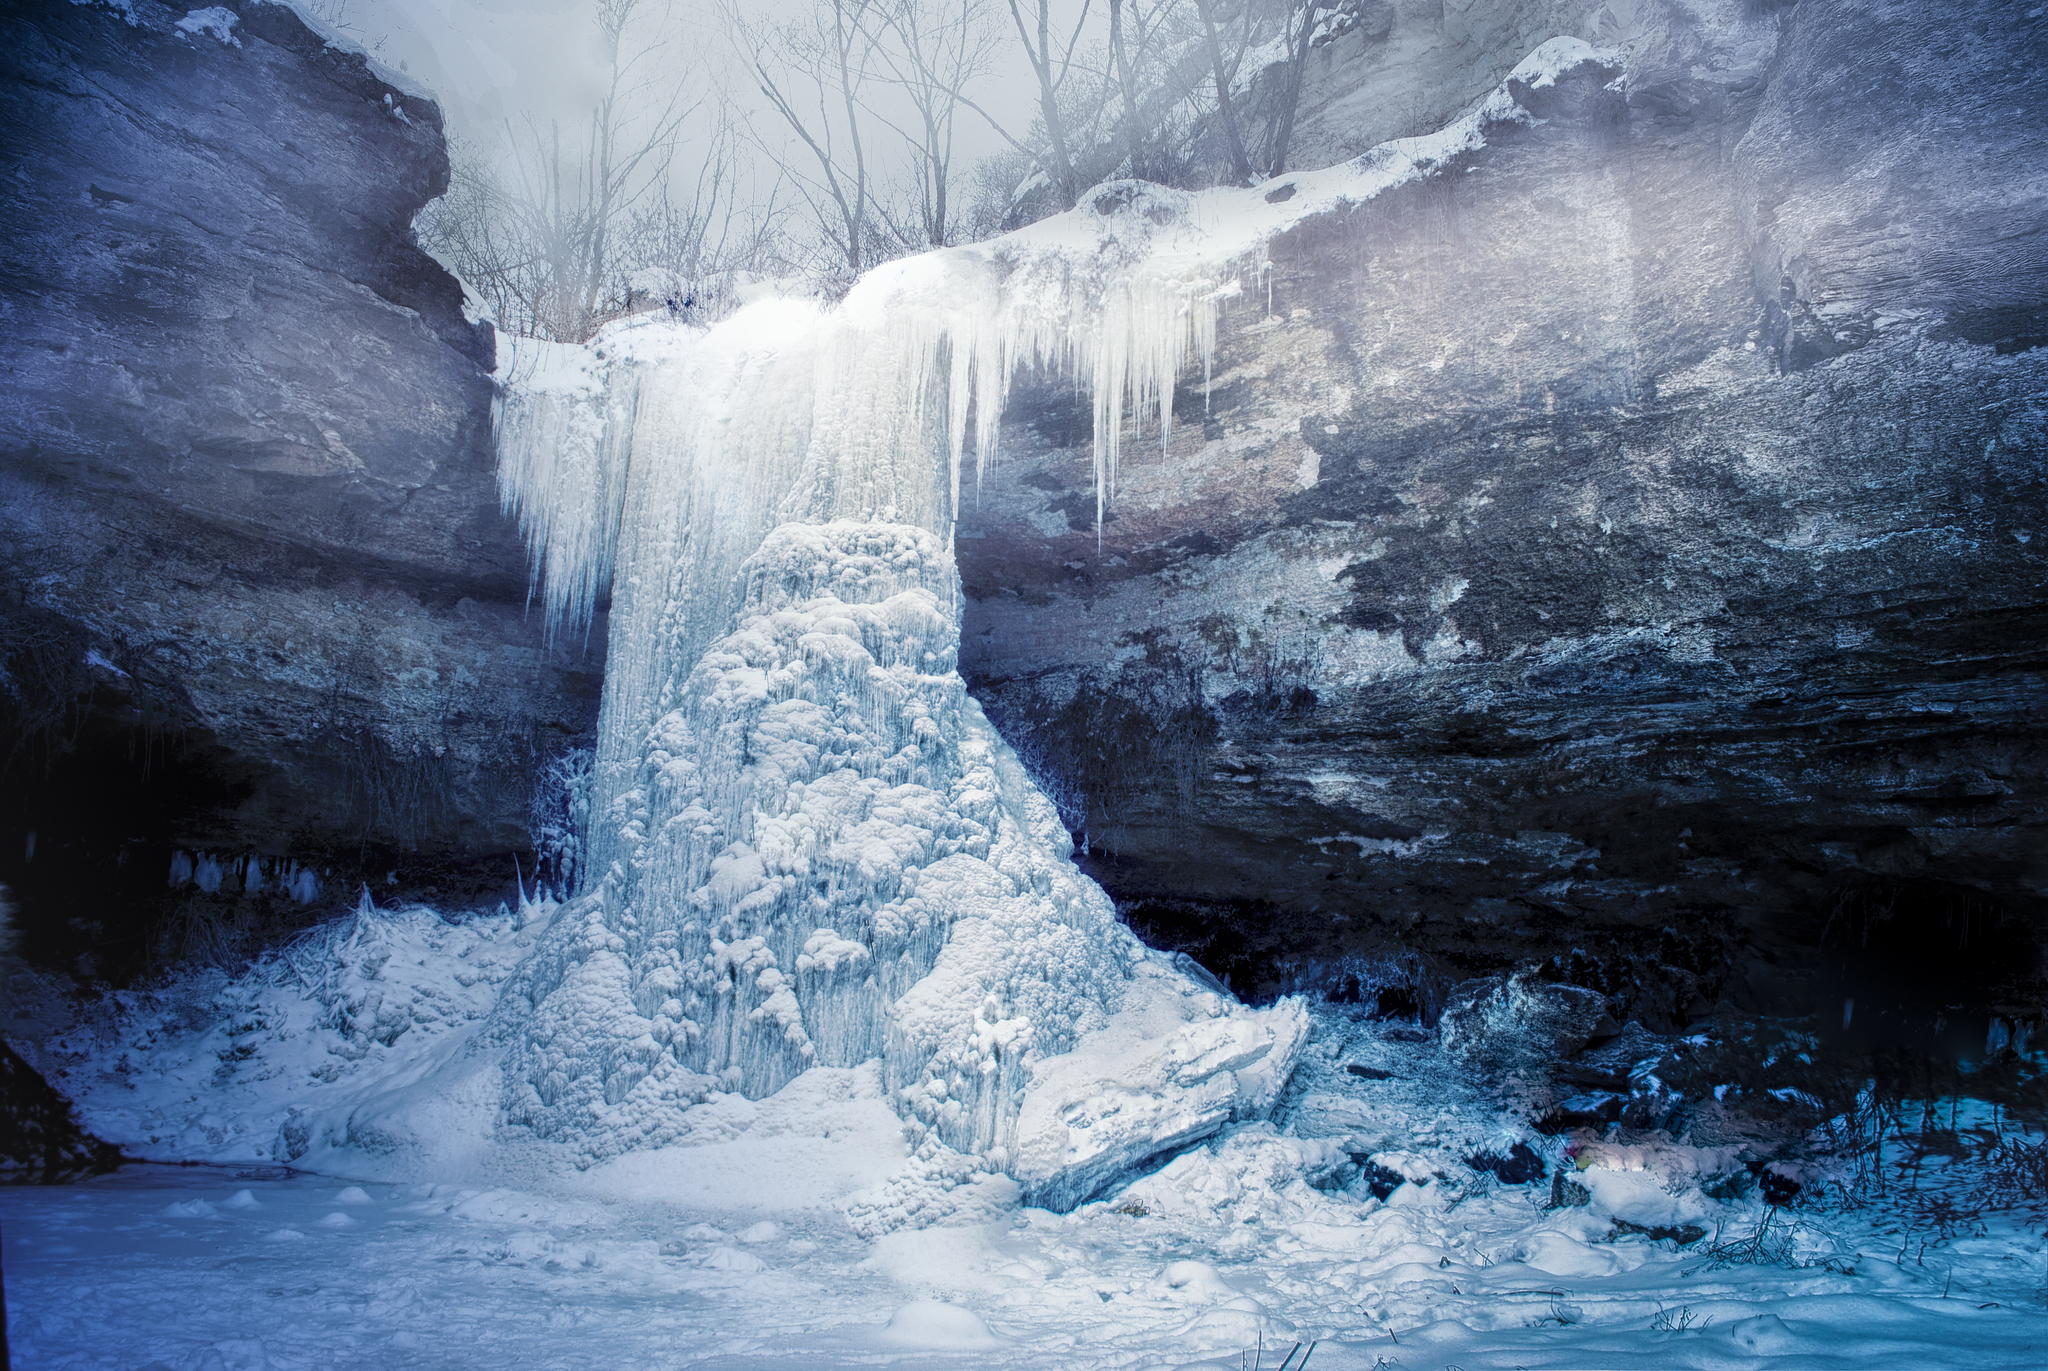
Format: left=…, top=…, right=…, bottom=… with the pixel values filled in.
left=10, top=998, right=2048, bottom=1369
left=15, top=896, right=550, bottom=1177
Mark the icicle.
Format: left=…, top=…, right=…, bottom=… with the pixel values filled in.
left=495, top=196, right=1249, bottom=638
left=492, top=334, right=620, bottom=643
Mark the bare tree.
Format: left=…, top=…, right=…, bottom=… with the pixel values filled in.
left=864, top=0, right=1004, bottom=249
left=1106, top=0, right=1150, bottom=178
left=421, top=0, right=697, bottom=339
left=419, top=139, right=533, bottom=329
left=1192, top=0, right=1254, bottom=182
left=725, top=0, right=889, bottom=279
left=1104, top=0, right=1242, bottom=184
left=424, top=0, right=1340, bottom=323
left=1091, top=0, right=1335, bottom=188
left=619, top=103, right=792, bottom=319
left=511, top=0, right=694, bottom=337
left=1001, top=0, right=1096, bottom=205
left=1258, top=0, right=1325, bottom=176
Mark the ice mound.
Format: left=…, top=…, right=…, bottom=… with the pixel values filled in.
left=498, top=520, right=1303, bottom=1210
left=879, top=1299, right=1003, bottom=1349
left=1012, top=962, right=1309, bottom=1210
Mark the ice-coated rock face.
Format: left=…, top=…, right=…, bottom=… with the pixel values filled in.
left=958, top=0, right=2048, bottom=1021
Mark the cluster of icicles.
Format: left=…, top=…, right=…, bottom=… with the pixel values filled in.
left=487, top=180, right=1306, bottom=1211
left=496, top=182, right=1236, bottom=646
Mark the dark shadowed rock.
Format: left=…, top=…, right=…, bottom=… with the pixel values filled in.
left=1468, top=1141, right=1546, bottom=1186
left=0, top=0, right=598, bottom=972
left=0, top=1039, right=122, bottom=1183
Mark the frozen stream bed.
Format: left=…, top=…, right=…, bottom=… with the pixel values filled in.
left=10, top=1008, right=2048, bottom=1371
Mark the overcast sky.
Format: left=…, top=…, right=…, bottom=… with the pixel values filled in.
left=323, top=0, right=1059, bottom=182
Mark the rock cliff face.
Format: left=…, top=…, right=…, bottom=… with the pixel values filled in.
left=0, top=0, right=597, bottom=974
left=958, top=0, right=2048, bottom=1027
left=0, top=1038, right=122, bottom=1183
left=2, top=0, right=2040, bottom=1037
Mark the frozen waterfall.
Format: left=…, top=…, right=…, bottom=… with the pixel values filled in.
left=8, top=37, right=1623, bottom=1228
left=484, top=38, right=1613, bottom=1212
left=490, top=183, right=1323, bottom=1214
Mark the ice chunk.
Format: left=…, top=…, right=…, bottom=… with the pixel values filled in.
left=173, top=7, right=238, bottom=45
left=1012, top=964, right=1310, bottom=1211
left=879, top=1300, right=1001, bottom=1350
